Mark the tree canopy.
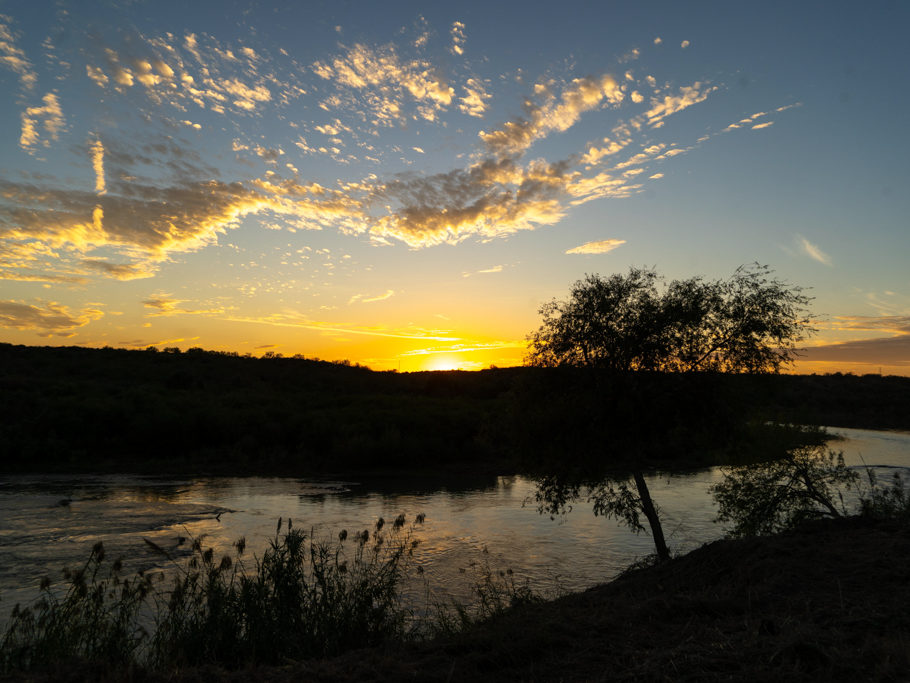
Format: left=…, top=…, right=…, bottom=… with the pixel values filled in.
left=526, top=264, right=813, bottom=374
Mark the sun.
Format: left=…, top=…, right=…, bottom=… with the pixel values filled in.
left=423, top=355, right=464, bottom=372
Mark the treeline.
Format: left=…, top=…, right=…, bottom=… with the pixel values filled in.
left=0, top=343, right=907, bottom=475
left=0, top=343, right=517, bottom=475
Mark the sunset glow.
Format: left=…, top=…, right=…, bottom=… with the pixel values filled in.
left=1, top=2, right=907, bottom=374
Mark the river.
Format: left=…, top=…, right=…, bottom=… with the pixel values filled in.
left=1, top=426, right=908, bottom=617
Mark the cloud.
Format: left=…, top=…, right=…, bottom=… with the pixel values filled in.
left=143, top=294, right=181, bottom=315
left=90, top=137, right=106, bottom=195
left=362, top=289, right=394, bottom=303
left=751, top=121, right=774, bottom=130
left=349, top=289, right=394, bottom=304
left=644, top=82, right=716, bottom=128
left=81, top=259, right=155, bottom=280
left=0, top=15, right=803, bottom=275
left=463, top=264, right=504, bottom=277
left=373, top=157, right=570, bottom=246
left=681, top=40, right=690, bottom=49
left=0, top=15, right=37, bottom=89
left=798, top=235, right=832, bottom=266
left=565, top=238, right=626, bottom=254
left=450, top=21, right=466, bottom=56
left=0, top=299, right=103, bottom=336
left=803, top=335, right=910, bottom=366
left=19, top=92, right=65, bottom=152
left=581, top=137, right=629, bottom=166
left=142, top=293, right=224, bottom=316
left=480, top=74, right=624, bottom=157
left=397, top=339, right=526, bottom=357
left=654, top=37, right=663, bottom=45
left=226, top=311, right=458, bottom=341
left=84, top=31, right=290, bottom=117
left=312, top=42, right=454, bottom=125
left=459, top=77, right=491, bottom=117
left=85, top=64, right=109, bottom=87
left=823, top=315, right=910, bottom=335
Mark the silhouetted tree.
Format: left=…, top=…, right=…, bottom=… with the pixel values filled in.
left=711, top=441, right=857, bottom=536
left=526, top=264, right=813, bottom=562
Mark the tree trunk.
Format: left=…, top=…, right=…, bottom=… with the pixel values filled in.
left=633, top=469, right=670, bottom=563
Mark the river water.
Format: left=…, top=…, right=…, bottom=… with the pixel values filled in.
left=1, top=426, right=908, bottom=616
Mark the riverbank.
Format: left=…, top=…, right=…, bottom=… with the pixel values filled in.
left=5, top=515, right=908, bottom=681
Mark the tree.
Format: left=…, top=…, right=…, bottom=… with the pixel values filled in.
left=711, top=444, right=858, bottom=536
left=527, top=264, right=812, bottom=374
left=525, top=264, right=813, bottom=562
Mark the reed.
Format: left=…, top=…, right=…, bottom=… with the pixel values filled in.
left=1, top=516, right=425, bottom=674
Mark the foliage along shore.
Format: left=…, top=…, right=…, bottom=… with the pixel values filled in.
left=3, top=515, right=908, bottom=682
left=1, top=342, right=909, bottom=476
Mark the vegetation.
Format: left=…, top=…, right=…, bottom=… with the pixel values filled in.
left=711, top=443, right=860, bottom=536
left=1, top=516, right=424, bottom=674
left=523, top=265, right=815, bottom=561
left=6, top=514, right=910, bottom=680
left=1, top=342, right=908, bottom=479
left=526, top=263, right=813, bottom=373
left=0, top=342, right=517, bottom=477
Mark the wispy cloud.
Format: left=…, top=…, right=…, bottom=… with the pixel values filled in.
left=142, top=294, right=224, bottom=316
left=349, top=289, right=395, bottom=304
left=397, top=339, right=525, bottom=357
left=798, top=235, right=833, bottom=266
left=463, top=264, right=504, bottom=277
left=226, top=312, right=458, bottom=341
left=565, top=238, right=626, bottom=254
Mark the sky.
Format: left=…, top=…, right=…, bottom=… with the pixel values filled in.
left=0, top=0, right=908, bottom=373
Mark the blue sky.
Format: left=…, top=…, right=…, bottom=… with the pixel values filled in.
left=1, top=0, right=908, bottom=372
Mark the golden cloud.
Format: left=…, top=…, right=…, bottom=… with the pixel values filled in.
left=0, top=299, right=103, bottom=336
left=565, top=238, right=626, bottom=255
left=19, top=92, right=65, bottom=152
left=644, top=81, right=716, bottom=128
left=312, top=42, right=454, bottom=125
left=0, top=14, right=37, bottom=89
left=480, top=74, right=624, bottom=158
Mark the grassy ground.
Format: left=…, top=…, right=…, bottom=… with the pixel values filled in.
left=6, top=516, right=908, bottom=682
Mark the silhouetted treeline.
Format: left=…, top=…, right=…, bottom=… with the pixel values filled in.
left=0, top=343, right=518, bottom=475
left=0, top=343, right=907, bottom=475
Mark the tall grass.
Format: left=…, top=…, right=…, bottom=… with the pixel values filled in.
left=0, top=542, right=153, bottom=672
left=426, top=547, right=542, bottom=637
left=1, top=515, right=424, bottom=674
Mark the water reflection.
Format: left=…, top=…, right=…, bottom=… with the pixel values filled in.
left=1, top=427, right=907, bottom=618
